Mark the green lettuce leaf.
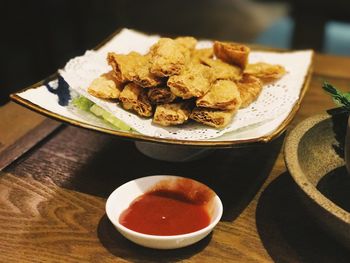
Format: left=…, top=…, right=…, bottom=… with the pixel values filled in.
left=72, top=96, right=132, bottom=131
left=72, top=96, right=94, bottom=111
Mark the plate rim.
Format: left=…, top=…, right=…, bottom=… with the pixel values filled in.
left=10, top=28, right=314, bottom=148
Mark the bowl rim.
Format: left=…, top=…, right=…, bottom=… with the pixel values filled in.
left=284, top=113, right=350, bottom=224
left=105, top=175, right=223, bottom=240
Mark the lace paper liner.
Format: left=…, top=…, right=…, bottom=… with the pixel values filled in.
left=59, top=29, right=312, bottom=140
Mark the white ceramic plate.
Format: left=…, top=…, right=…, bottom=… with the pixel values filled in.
left=11, top=28, right=313, bottom=147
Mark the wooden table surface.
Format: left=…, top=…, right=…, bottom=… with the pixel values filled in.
left=1, top=52, right=350, bottom=262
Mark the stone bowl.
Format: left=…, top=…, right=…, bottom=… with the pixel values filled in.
left=284, top=112, right=350, bottom=248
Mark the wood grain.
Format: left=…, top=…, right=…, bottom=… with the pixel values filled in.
left=4, top=129, right=283, bottom=263
left=3, top=126, right=350, bottom=262
left=2, top=53, right=350, bottom=262
left=0, top=102, right=47, bottom=151
left=313, top=54, right=350, bottom=79
left=0, top=102, right=61, bottom=170
left=0, top=172, right=117, bottom=263
left=0, top=118, right=60, bottom=170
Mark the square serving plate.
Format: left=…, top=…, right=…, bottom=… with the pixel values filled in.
left=10, top=28, right=313, bottom=147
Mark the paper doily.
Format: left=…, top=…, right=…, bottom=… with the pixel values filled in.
left=59, top=29, right=312, bottom=140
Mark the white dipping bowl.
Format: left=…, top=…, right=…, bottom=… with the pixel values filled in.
left=105, top=175, right=223, bottom=249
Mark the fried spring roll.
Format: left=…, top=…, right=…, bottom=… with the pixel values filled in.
left=244, top=62, right=286, bottom=83
left=147, top=86, right=176, bottom=104
left=190, top=107, right=236, bottom=128
left=213, top=41, right=250, bottom=69
left=191, top=48, right=214, bottom=63
left=87, top=71, right=123, bottom=99
left=175, top=36, right=197, bottom=50
left=149, top=38, right=192, bottom=77
left=107, top=51, right=162, bottom=88
left=153, top=101, right=193, bottom=126
left=167, top=63, right=212, bottom=99
left=237, top=74, right=263, bottom=108
left=119, top=83, right=153, bottom=117
left=196, top=80, right=242, bottom=110
left=200, top=57, right=242, bottom=81
left=192, top=47, right=214, bottom=59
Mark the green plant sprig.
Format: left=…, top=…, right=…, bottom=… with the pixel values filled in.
left=322, top=82, right=350, bottom=111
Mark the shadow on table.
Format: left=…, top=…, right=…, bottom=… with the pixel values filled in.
left=256, top=172, right=350, bottom=263
left=69, top=134, right=283, bottom=222
left=97, top=214, right=211, bottom=262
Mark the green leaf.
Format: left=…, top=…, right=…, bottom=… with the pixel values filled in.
left=71, top=95, right=133, bottom=131
left=90, top=104, right=132, bottom=131
left=72, top=96, right=94, bottom=111
left=322, top=82, right=350, bottom=111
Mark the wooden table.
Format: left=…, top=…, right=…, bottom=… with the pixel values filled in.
left=1, top=53, right=350, bottom=262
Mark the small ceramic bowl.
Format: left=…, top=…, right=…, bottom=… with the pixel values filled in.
left=105, top=175, right=223, bottom=249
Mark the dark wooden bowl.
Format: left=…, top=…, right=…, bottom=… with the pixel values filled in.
left=284, top=113, right=350, bottom=248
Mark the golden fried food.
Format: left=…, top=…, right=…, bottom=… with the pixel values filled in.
left=149, top=38, right=191, bottom=77
left=147, top=86, right=176, bottom=104
left=153, top=101, right=193, bottom=126
left=107, top=51, right=162, bottom=87
left=190, top=107, right=236, bottom=128
left=167, top=63, right=212, bottom=99
left=191, top=48, right=214, bottom=63
left=196, top=80, right=242, bottom=110
left=237, top=74, right=263, bottom=108
left=213, top=41, right=250, bottom=69
left=175, top=36, right=197, bottom=50
left=200, top=57, right=241, bottom=81
left=86, top=35, right=288, bottom=129
left=244, top=62, right=286, bottom=83
left=87, top=71, right=123, bottom=99
left=119, top=83, right=153, bottom=117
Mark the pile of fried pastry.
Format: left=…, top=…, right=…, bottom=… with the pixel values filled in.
left=87, top=37, right=286, bottom=128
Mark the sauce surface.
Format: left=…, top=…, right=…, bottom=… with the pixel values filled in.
left=119, top=190, right=211, bottom=236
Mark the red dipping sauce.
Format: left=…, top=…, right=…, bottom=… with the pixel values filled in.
left=119, top=189, right=211, bottom=236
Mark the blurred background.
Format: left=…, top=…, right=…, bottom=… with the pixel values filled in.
left=1, top=0, right=350, bottom=106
